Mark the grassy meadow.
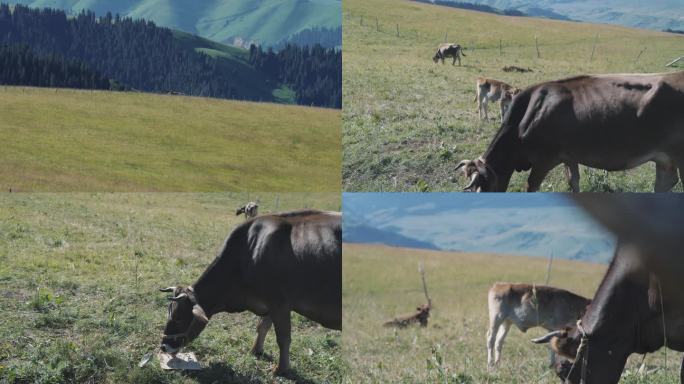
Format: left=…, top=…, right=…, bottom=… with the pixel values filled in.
left=342, top=243, right=683, bottom=383
left=0, top=193, right=343, bottom=383
left=0, top=87, right=340, bottom=192
left=342, top=0, right=684, bottom=192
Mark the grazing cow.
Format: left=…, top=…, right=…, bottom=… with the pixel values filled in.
left=531, top=194, right=684, bottom=383
left=487, top=283, right=590, bottom=367
left=455, top=72, right=684, bottom=192
left=433, top=43, right=466, bottom=66
left=235, top=201, right=259, bottom=219
left=159, top=210, right=341, bottom=376
left=474, top=78, right=521, bottom=123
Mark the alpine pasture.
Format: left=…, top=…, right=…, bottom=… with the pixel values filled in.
left=0, top=193, right=343, bottom=383
left=0, top=87, right=340, bottom=192
left=343, top=243, right=683, bottom=383
left=342, top=0, right=684, bottom=192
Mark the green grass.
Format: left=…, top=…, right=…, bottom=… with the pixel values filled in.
left=342, top=0, right=684, bottom=192
left=0, top=193, right=343, bottom=383
left=343, top=243, right=683, bottom=383
left=0, top=86, right=341, bottom=192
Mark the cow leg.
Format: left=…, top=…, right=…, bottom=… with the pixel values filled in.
left=493, top=321, right=511, bottom=365
left=526, top=162, right=557, bottom=192
left=452, top=56, right=456, bottom=65
left=482, top=99, right=489, bottom=120
left=564, top=162, right=580, bottom=192
left=250, top=316, right=272, bottom=356
left=655, top=159, right=679, bottom=192
left=487, top=314, right=504, bottom=367
left=271, top=308, right=292, bottom=375
left=680, top=356, right=683, bottom=383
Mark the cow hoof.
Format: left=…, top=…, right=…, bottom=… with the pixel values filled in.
left=273, top=365, right=292, bottom=377
left=250, top=347, right=264, bottom=357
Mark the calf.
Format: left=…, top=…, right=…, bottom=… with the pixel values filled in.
left=433, top=43, right=466, bottom=66
left=487, top=282, right=590, bottom=367
left=475, top=77, right=521, bottom=123
left=384, top=303, right=431, bottom=328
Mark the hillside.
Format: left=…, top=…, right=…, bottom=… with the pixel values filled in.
left=343, top=243, right=682, bottom=382
left=3, top=0, right=342, bottom=48
left=0, top=193, right=342, bottom=383
left=0, top=87, right=341, bottom=192
left=448, top=0, right=684, bottom=32
left=343, top=0, right=684, bottom=192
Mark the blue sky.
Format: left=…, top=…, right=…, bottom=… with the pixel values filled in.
left=343, top=193, right=616, bottom=263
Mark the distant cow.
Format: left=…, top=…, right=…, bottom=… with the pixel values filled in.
left=159, top=210, right=341, bottom=376
left=487, top=283, right=590, bottom=367
left=475, top=77, right=521, bottom=123
left=456, top=72, right=684, bottom=192
left=235, top=201, right=258, bottom=219
left=433, top=43, right=466, bottom=66
left=532, top=194, right=684, bottom=383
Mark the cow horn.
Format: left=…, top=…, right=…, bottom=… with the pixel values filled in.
left=192, top=304, right=209, bottom=324
left=463, top=172, right=479, bottom=191
left=531, top=330, right=564, bottom=344
left=455, top=160, right=470, bottom=173
left=159, top=286, right=176, bottom=292
left=168, top=292, right=188, bottom=301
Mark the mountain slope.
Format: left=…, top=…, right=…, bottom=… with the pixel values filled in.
left=440, top=0, right=684, bottom=32
left=4, top=0, right=342, bottom=47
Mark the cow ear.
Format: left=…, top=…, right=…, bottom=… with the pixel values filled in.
left=531, top=330, right=564, bottom=344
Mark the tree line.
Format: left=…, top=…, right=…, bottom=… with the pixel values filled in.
left=0, top=3, right=342, bottom=108
left=249, top=44, right=341, bottom=108
left=0, top=44, right=110, bottom=89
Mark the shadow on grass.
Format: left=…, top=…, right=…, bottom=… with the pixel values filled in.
left=184, top=362, right=320, bottom=384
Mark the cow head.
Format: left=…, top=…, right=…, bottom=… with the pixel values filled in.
left=455, top=158, right=497, bottom=192
left=432, top=53, right=440, bottom=63
left=159, top=286, right=210, bottom=354
left=532, top=326, right=628, bottom=384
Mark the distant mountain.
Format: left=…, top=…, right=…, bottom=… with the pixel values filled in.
left=431, top=0, right=684, bottom=32
left=343, top=195, right=616, bottom=263
left=3, top=0, right=342, bottom=48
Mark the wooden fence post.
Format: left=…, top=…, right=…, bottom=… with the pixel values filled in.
left=589, top=33, right=599, bottom=62
left=376, top=16, right=379, bottom=32
left=499, top=39, right=502, bottom=56
left=535, top=35, right=540, bottom=58
left=396, top=23, right=399, bottom=37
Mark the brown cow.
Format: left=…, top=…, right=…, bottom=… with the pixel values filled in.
left=433, top=43, right=466, bottom=66
left=383, top=303, right=431, bottom=328
left=532, top=194, right=684, bottom=383
left=159, top=210, right=341, bottom=376
left=456, top=72, right=684, bottom=192
left=487, top=283, right=590, bottom=367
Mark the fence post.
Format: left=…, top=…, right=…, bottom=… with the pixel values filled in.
left=535, top=35, right=540, bottom=58
left=396, top=23, right=399, bottom=37
left=444, top=31, right=448, bottom=42
left=589, top=33, right=599, bottom=62
left=360, top=15, right=363, bottom=26
left=376, top=16, right=379, bottom=32
left=499, top=39, right=502, bottom=56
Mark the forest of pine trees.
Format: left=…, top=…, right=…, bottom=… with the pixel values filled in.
left=249, top=44, right=342, bottom=108
left=0, top=3, right=342, bottom=108
left=0, top=44, right=110, bottom=89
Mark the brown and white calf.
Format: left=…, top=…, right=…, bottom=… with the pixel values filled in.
left=487, top=283, right=590, bottom=367
left=433, top=43, right=466, bottom=66
left=475, top=78, right=521, bottom=123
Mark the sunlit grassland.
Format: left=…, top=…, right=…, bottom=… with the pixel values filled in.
left=0, top=87, right=340, bottom=192
left=0, top=193, right=343, bottom=383
left=342, top=0, right=684, bottom=192
left=342, top=243, right=682, bottom=383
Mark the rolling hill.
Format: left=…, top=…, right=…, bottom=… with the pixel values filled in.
left=343, top=0, right=684, bottom=192
left=0, top=86, right=341, bottom=192
left=343, top=243, right=682, bottom=383
left=3, top=0, right=342, bottom=48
